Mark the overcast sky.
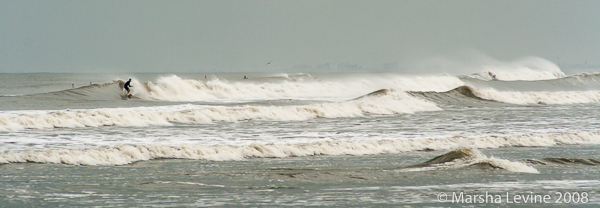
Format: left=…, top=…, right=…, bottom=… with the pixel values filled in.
left=1, top=0, right=599, bottom=73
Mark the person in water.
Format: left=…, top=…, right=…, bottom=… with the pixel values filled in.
left=488, top=72, right=498, bottom=80
left=124, top=78, right=132, bottom=95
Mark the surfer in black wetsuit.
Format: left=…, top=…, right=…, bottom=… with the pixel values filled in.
left=488, top=72, right=498, bottom=80
left=124, top=79, right=132, bottom=95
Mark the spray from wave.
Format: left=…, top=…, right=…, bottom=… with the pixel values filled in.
left=468, top=56, right=565, bottom=81
left=130, top=74, right=465, bottom=102
left=413, top=51, right=565, bottom=81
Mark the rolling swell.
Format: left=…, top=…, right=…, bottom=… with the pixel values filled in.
left=399, top=149, right=538, bottom=173
left=0, top=91, right=441, bottom=131
left=407, top=86, right=507, bottom=107
left=11, top=73, right=600, bottom=107
left=351, top=89, right=391, bottom=100
left=5, top=129, right=599, bottom=167
left=26, top=81, right=127, bottom=101
left=409, top=85, right=600, bottom=106
left=461, top=72, right=600, bottom=92
left=526, top=158, right=600, bottom=166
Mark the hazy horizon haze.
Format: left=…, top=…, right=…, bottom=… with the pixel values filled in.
left=1, top=0, right=599, bottom=73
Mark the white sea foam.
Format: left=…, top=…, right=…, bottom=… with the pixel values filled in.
left=125, top=74, right=465, bottom=102
left=480, top=156, right=539, bottom=173
left=136, top=75, right=373, bottom=102
left=1, top=131, right=598, bottom=166
left=126, top=74, right=600, bottom=106
left=473, top=88, right=600, bottom=104
left=0, top=91, right=440, bottom=131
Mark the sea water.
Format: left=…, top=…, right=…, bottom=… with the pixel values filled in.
left=1, top=70, right=600, bottom=206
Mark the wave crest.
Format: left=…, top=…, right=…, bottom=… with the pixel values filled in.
left=473, top=88, right=600, bottom=105
left=0, top=91, right=440, bottom=131
left=402, top=149, right=538, bottom=173
left=1, top=131, right=598, bottom=166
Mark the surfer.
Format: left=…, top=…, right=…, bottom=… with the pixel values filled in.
left=124, top=78, right=133, bottom=96
left=488, top=72, right=498, bottom=80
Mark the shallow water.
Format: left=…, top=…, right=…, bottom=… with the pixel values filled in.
left=1, top=145, right=600, bottom=207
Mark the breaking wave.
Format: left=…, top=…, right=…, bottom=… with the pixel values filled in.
left=464, top=56, right=566, bottom=81
left=472, top=89, right=600, bottom=105
left=139, top=75, right=361, bottom=101
left=22, top=74, right=464, bottom=102
left=407, top=86, right=504, bottom=106
left=137, top=75, right=467, bottom=101
left=400, top=149, right=538, bottom=173
left=468, top=68, right=565, bottom=81
left=134, top=74, right=600, bottom=105
left=462, top=72, right=600, bottom=92
left=417, top=53, right=566, bottom=81
left=0, top=90, right=440, bottom=131
left=1, top=130, right=598, bottom=166
left=12, top=72, right=600, bottom=108
left=410, top=85, right=600, bottom=106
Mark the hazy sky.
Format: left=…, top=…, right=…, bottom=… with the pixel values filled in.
left=1, top=0, right=599, bottom=73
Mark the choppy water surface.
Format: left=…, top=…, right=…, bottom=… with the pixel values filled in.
left=1, top=71, right=600, bottom=206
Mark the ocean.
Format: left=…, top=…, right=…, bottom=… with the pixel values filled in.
left=1, top=69, right=600, bottom=207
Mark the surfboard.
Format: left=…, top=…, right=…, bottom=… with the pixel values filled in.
left=120, top=93, right=133, bottom=100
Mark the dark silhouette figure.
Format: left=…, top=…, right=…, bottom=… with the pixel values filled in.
left=488, top=72, right=498, bottom=80
left=124, top=79, right=133, bottom=95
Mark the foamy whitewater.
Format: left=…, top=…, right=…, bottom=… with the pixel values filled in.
left=2, top=65, right=600, bottom=167
left=3, top=61, right=600, bottom=206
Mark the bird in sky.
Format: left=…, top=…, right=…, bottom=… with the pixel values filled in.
left=265, top=60, right=272, bottom=66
